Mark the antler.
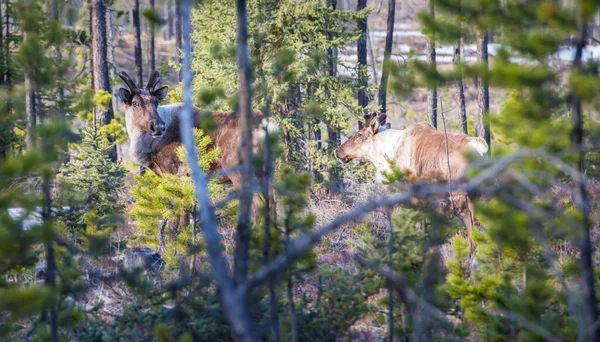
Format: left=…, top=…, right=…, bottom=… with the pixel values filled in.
left=363, top=111, right=388, bottom=125
left=118, top=71, right=139, bottom=93
left=146, top=70, right=161, bottom=91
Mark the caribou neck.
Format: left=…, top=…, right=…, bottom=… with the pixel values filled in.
left=364, top=129, right=407, bottom=183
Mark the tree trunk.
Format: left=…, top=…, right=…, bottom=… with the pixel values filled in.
left=357, top=0, right=368, bottom=127
left=455, top=40, right=467, bottom=134
left=327, top=0, right=341, bottom=192
left=378, top=0, right=395, bottom=114
left=25, top=66, right=35, bottom=150
left=167, top=0, right=173, bottom=40
left=91, top=0, right=116, bottom=160
left=427, top=0, right=437, bottom=129
left=234, top=0, right=253, bottom=331
left=476, top=31, right=490, bottom=151
left=89, top=0, right=95, bottom=91
left=107, top=2, right=118, bottom=112
left=133, top=0, right=143, bottom=86
left=148, top=0, right=156, bottom=72
left=366, top=24, right=378, bottom=86
left=571, top=22, right=599, bottom=341
left=3, top=0, right=9, bottom=85
left=175, top=0, right=182, bottom=53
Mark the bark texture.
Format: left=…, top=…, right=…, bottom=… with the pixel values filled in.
left=91, top=0, right=116, bottom=160
left=133, top=0, right=143, bottom=86
left=378, top=0, right=395, bottom=114
left=427, top=0, right=437, bottom=129
left=357, top=0, right=368, bottom=127
left=476, top=31, right=490, bottom=151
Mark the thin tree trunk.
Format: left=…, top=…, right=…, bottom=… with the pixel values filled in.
left=180, top=0, right=257, bottom=339
left=107, top=2, right=117, bottom=111
left=42, top=180, right=58, bottom=342
left=427, top=0, right=437, bottom=129
left=285, top=217, right=299, bottom=342
left=378, top=0, right=395, bottom=114
left=167, top=0, right=173, bottom=40
left=571, top=21, right=599, bottom=342
left=356, top=0, right=367, bottom=129
left=148, top=0, right=155, bottom=72
left=455, top=40, right=467, bottom=134
left=25, top=63, right=35, bottom=150
left=89, top=0, right=95, bottom=91
left=234, top=2, right=253, bottom=334
left=3, top=0, right=9, bottom=85
left=366, top=24, right=378, bottom=86
left=327, top=0, right=341, bottom=193
left=175, top=0, right=182, bottom=54
left=91, top=0, right=116, bottom=160
left=387, top=209, right=395, bottom=342
left=0, top=1, right=4, bottom=87
left=133, top=0, right=143, bottom=86
left=476, top=31, right=490, bottom=151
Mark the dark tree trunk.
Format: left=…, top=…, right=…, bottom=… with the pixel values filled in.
left=91, top=0, right=116, bottom=160
left=133, top=0, right=143, bottom=86
left=357, top=0, right=368, bottom=129
left=89, top=0, right=95, bottom=91
left=378, top=0, right=395, bottom=114
left=148, top=0, right=155, bottom=72
left=3, top=0, right=8, bottom=85
left=476, top=31, right=490, bottom=151
left=175, top=0, right=182, bottom=53
left=571, top=23, right=599, bottom=341
left=427, top=0, right=437, bottom=129
left=42, top=180, right=58, bottom=342
left=455, top=40, right=467, bottom=134
left=234, top=0, right=254, bottom=338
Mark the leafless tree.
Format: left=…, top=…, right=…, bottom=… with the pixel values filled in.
left=91, top=0, right=116, bottom=160
left=357, top=0, right=368, bottom=129
left=570, top=17, right=599, bottom=340
left=378, top=0, right=395, bottom=114
left=133, top=0, right=143, bottom=85
left=454, top=40, right=467, bottom=134
left=148, top=0, right=156, bottom=72
left=476, top=31, right=490, bottom=151
left=427, top=0, right=437, bottom=129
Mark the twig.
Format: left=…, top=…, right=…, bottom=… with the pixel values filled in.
left=439, top=93, right=456, bottom=213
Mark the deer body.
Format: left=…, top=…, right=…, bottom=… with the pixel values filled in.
left=336, top=116, right=488, bottom=252
left=119, top=70, right=277, bottom=247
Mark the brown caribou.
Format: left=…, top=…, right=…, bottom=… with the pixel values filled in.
left=119, top=70, right=277, bottom=182
left=119, top=70, right=277, bottom=236
left=335, top=113, right=488, bottom=251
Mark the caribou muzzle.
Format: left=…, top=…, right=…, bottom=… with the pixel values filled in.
left=148, top=118, right=166, bottom=137
left=335, top=147, right=352, bottom=163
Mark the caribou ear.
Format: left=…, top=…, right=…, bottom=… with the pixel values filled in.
left=153, top=86, right=169, bottom=101
left=378, top=113, right=387, bottom=123
left=119, top=88, right=132, bottom=104
left=368, top=116, right=380, bottom=134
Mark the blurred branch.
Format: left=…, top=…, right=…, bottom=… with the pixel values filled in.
left=245, top=151, right=521, bottom=289
left=354, top=255, right=456, bottom=329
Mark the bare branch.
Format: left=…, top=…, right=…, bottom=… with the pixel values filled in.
left=245, top=152, right=521, bottom=289
left=354, top=255, right=456, bottom=329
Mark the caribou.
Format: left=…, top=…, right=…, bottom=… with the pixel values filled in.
left=119, top=70, right=277, bottom=238
left=119, top=70, right=277, bottom=184
left=335, top=113, right=489, bottom=251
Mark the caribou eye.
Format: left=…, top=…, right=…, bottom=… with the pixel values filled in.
left=356, top=133, right=363, bottom=138
left=132, top=101, right=140, bottom=107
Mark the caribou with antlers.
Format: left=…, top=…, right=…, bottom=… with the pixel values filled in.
left=119, top=70, right=277, bottom=183
left=336, top=113, right=488, bottom=251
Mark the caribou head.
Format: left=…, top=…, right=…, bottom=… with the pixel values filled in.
left=119, top=70, right=169, bottom=137
left=335, top=112, right=391, bottom=163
